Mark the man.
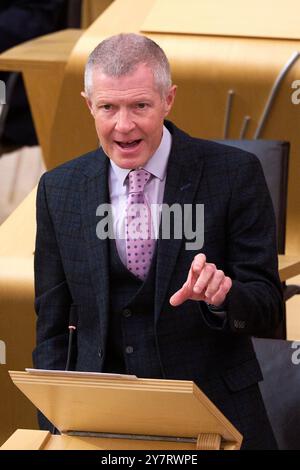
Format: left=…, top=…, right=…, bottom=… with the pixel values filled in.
left=33, top=33, right=283, bottom=449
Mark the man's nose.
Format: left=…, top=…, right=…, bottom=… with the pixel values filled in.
left=115, top=108, right=135, bottom=133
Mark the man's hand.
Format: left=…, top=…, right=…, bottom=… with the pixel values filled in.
left=170, top=254, right=232, bottom=307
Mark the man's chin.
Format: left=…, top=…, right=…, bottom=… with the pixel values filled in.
left=110, top=153, right=150, bottom=169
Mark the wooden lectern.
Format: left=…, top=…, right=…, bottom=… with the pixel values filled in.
left=1, top=370, right=242, bottom=450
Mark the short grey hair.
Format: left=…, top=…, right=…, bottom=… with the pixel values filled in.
left=84, top=33, right=172, bottom=97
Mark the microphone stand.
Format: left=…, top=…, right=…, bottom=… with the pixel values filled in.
left=51, top=306, right=77, bottom=435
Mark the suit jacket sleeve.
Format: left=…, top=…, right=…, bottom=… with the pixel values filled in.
left=32, top=173, right=73, bottom=371
left=224, top=153, right=283, bottom=336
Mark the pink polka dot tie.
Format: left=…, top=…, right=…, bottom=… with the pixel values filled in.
left=125, top=169, right=154, bottom=281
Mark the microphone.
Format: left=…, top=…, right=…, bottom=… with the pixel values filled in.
left=51, top=305, right=78, bottom=435
left=65, top=305, right=78, bottom=371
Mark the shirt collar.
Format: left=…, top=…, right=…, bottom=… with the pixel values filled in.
left=110, top=125, right=172, bottom=187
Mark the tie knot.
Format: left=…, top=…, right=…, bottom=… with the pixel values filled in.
left=128, top=169, right=151, bottom=193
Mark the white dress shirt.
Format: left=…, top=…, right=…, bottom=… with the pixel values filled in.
left=108, top=125, right=172, bottom=265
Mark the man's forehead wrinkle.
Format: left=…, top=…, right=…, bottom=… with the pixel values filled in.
left=94, top=88, right=156, bottom=101
left=96, top=87, right=153, bottom=94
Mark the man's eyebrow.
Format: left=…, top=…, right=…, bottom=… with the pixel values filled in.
left=95, top=97, right=111, bottom=103
left=133, top=97, right=152, bottom=101
left=94, top=99, right=114, bottom=107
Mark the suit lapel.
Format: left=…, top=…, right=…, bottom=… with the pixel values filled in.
left=154, top=126, right=205, bottom=322
left=80, top=148, right=110, bottom=352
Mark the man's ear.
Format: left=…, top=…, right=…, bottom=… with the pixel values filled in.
left=164, top=84, right=177, bottom=116
left=81, top=91, right=94, bottom=117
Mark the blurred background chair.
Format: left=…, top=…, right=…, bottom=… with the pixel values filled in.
left=215, top=139, right=300, bottom=337
left=216, top=140, right=289, bottom=253
left=252, top=337, right=300, bottom=449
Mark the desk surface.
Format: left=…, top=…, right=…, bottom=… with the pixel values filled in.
left=278, top=255, right=300, bottom=282
left=0, top=29, right=82, bottom=71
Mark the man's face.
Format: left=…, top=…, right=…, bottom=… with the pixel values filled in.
left=83, top=64, right=176, bottom=169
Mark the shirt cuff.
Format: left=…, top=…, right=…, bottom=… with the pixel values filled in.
left=206, top=302, right=227, bottom=319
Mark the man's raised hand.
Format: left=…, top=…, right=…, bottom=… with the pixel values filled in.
left=169, top=253, right=232, bottom=307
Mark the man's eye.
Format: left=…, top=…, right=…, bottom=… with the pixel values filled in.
left=137, top=103, right=147, bottom=109
left=101, top=104, right=112, bottom=110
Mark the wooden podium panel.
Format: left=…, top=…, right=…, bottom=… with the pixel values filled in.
left=142, top=0, right=300, bottom=40
left=4, top=370, right=242, bottom=450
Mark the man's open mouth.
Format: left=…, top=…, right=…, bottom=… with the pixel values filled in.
left=115, top=139, right=142, bottom=149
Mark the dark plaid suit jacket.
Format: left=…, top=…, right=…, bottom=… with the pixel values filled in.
left=33, top=121, right=283, bottom=446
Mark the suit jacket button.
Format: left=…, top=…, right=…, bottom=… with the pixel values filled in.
left=98, top=348, right=103, bottom=359
left=125, top=346, right=134, bottom=354
left=123, top=308, right=132, bottom=318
